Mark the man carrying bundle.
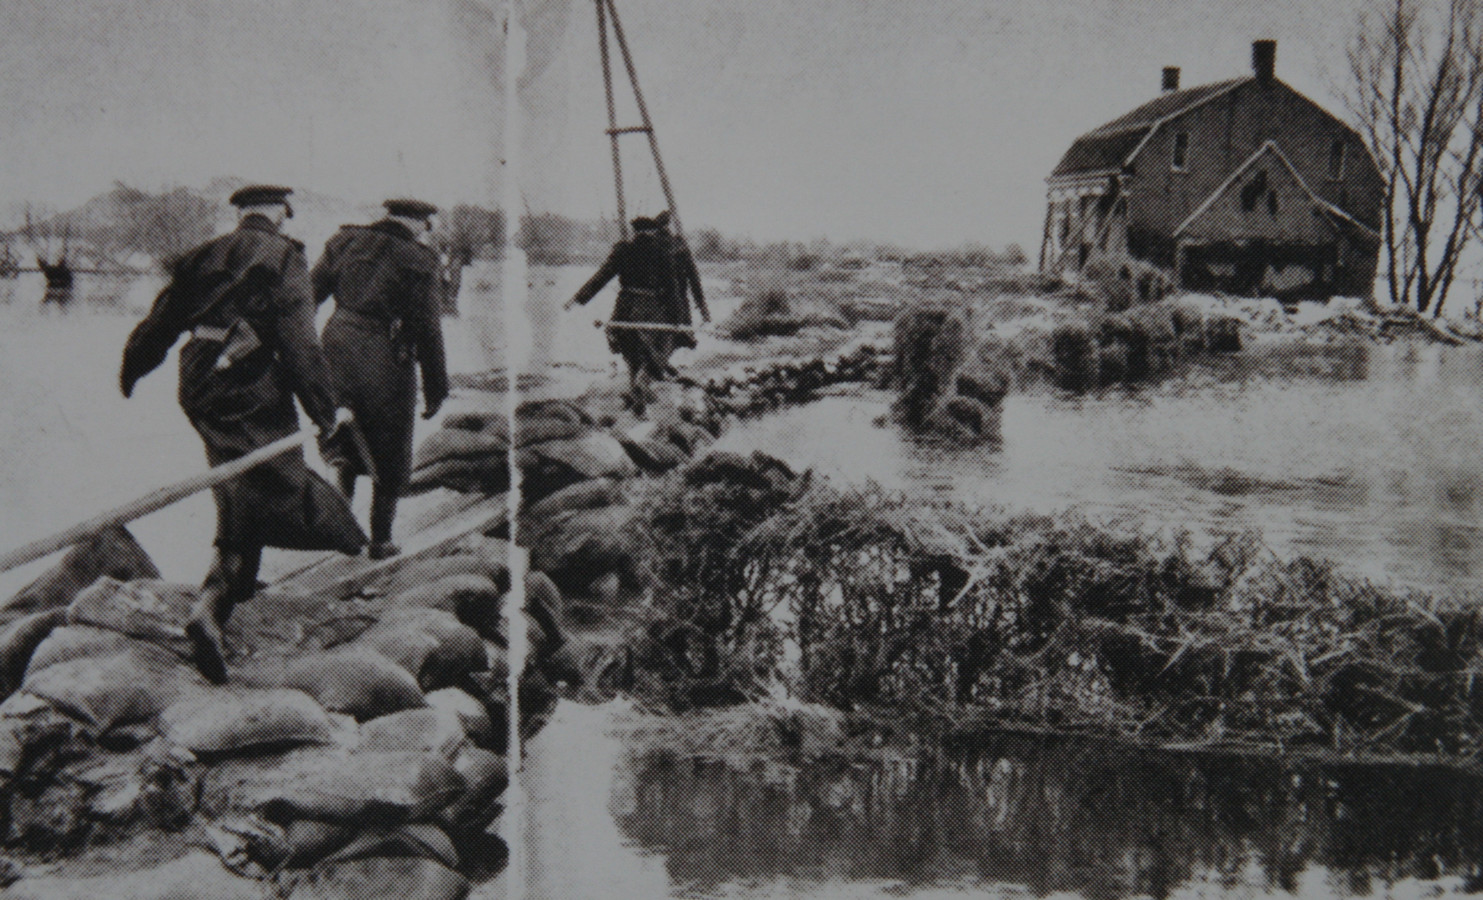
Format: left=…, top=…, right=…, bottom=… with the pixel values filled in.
left=120, top=185, right=366, bottom=683
left=563, top=211, right=710, bottom=414
left=312, top=198, right=449, bottom=560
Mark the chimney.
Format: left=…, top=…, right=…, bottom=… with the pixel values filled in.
left=1252, top=40, right=1276, bottom=84
left=1162, top=67, right=1180, bottom=92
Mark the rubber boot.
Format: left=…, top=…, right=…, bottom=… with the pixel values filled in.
left=186, top=547, right=260, bottom=684
left=368, top=488, right=400, bottom=561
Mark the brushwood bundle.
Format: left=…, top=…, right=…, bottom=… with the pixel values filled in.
left=629, top=454, right=1483, bottom=762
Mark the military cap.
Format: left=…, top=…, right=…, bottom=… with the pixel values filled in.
left=384, top=198, right=439, bottom=220
left=653, top=209, right=672, bottom=227
left=631, top=215, right=662, bottom=232
left=229, top=185, right=294, bottom=209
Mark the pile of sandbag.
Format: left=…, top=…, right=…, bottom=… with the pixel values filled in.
left=408, top=397, right=638, bottom=505
left=0, top=535, right=569, bottom=898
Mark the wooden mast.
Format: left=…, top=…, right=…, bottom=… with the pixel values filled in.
left=595, top=0, right=685, bottom=240
left=596, top=0, right=626, bottom=239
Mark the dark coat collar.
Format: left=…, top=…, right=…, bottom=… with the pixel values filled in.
left=238, top=213, right=281, bottom=235
left=369, top=219, right=417, bottom=242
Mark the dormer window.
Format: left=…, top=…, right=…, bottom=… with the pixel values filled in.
left=1172, top=132, right=1190, bottom=170
left=1328, top=139, right=1346, bottom=180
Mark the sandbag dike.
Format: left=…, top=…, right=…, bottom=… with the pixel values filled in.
left=0, top=527, right=563, bottom=897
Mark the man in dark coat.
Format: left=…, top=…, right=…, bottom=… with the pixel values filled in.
left=120, top=185, right=366, bottom=682
left=653, top=210, right=708, bottom=371
left=312, top=198, right=449, bottom=560
left=563, top=212, right=710, bottom=413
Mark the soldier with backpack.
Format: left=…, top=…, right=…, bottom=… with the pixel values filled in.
left=120, top=184, right=366, bottom=683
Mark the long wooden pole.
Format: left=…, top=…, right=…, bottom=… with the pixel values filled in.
left=605, top=0, right=683, bottom=239
left=0, top=426, right=319, bottom=574
left=597, top=0, right=627, bottom=239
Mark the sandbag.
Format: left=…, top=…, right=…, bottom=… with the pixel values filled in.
left=322, top=823, right=460, bottom=870
left=526, top=505, right=642, bottom=596
left=66, top=577, right=196, bottom=655
left=389, top=574, right=503, bottom=641
left=23, top=643, right=209, bottom=732
left=384, top=553, right=509, bottom=598
left=405, top=456, right=509, bottom=496
left=7, top=850, right=263, bottom=900
left=0, top=715, right=25, bottom=778
left=515, top=397, right=592, bottom=425
left=283, top=819, right=357, bottom=868
left=522, top=432, right=637, bottom=482
left=517, top=571, right=567, bottom=656
left=618, top=436, right=689, bottom=474
left=281, top=648, right=427, bottom=722
left=523, top=477, right=623, bottom=520
left=356, top=608, right=487, bottom=691
left=440, top=746, right=508, bottom=831
left=424, top=688, right=495, bottom=749
left=0, top=609, right=66, bottom=698
left=512, top=416, right=587, bottom=447
left=205, top=747, right=466, bottom=826
left=160, top=687, right=333, bottom=758
left=25, top=625, right=139, bottom=676
left=358, top=708, right=467, bottom=758
left=2, top=525, right=160, bottom=620
left=287, top=855, right=470, bottom=900
left=413, top=428, right=507, bottom=472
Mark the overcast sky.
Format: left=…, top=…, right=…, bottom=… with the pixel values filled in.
left=0, top=0, right=1367, bottom=251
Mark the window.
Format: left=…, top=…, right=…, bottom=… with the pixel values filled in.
left=1241, top=170, right=1268, bottom=212
left=1172, top=132, right=1189, bottom=170
left=1328, top=139, right=1346, bottom=180
left=1267, top=189, right=1278, bottom=215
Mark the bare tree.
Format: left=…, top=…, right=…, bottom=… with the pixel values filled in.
left=1347, top=0, right=1483, bottom=316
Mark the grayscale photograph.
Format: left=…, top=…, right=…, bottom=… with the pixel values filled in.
left=1, top=1, right=1483, bottom=898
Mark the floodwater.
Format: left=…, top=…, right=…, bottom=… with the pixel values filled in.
left=712, top=340, right=1483, bottom=598
left=518, top=701, right=1483, bottom=900
left=7, top=270, right=1483, bottom=899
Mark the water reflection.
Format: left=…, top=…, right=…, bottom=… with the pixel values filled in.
left=616, top=736, right=1483, bottom=899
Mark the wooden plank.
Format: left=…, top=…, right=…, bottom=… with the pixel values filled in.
left=270, top=492, right=511, bottom=600
left=0, top=427, right=318, bottom=575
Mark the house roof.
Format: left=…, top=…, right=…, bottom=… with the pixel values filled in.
left=1050, top=77, right=1251, bottom=179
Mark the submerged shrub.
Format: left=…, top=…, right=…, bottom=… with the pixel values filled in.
left=627, top=468, right=1483, bottom=760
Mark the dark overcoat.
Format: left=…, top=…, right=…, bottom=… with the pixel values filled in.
left=569, top=230, right=703, bottom=376
left=120, top=214, right=366, bottom=554
left=311, top=220, right=449, bottom=492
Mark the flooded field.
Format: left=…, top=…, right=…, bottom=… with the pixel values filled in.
left=713, top=340, right=1483, bottom=597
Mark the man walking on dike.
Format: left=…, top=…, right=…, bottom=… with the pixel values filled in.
left=563, top=212, right=710, bottom=415
left=120, top=185, right=366, bottom=683
left=654, top=210, right=708, bottom=378
left=312, top=198, right=449, bottom=561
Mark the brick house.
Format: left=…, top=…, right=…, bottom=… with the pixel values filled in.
left=1039, top=41, right=1383, bottom=299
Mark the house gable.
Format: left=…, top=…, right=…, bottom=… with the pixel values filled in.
left=1174, top=141, right=1364, bottom=244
